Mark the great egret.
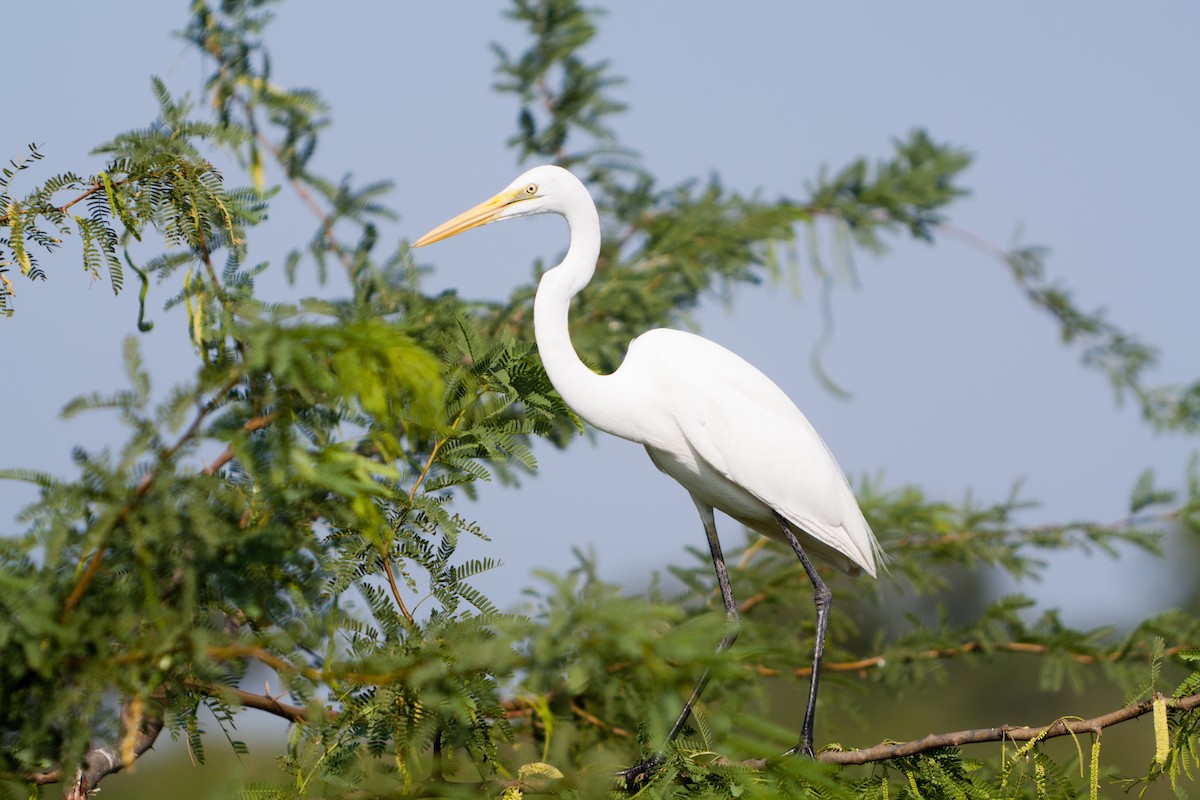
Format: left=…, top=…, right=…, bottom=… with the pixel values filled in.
left=413, top=165, right=883, bottom=779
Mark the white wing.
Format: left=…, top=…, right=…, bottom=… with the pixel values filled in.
left=622, top=329, right=880, bottom=576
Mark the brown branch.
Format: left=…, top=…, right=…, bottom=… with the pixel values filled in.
left=738, top=592, right=768, bottom=615
left=205, top=643, right=414, bottom=687
left=754, top=639, right=1193, bottom=680
left=571, top=702, right=631, bottom=739
left=200, top=411, right=278, bottom=476
left=0, top=179, right=111, bottom=227
left=25, top=694, right=165, bottom=796
left=697, top=554, right=1188, bottom=682
left=61, top=548, right=110, bottom=623
left=161, top=375, right=244, bottom=476
left=224, top=690, right=311, bottom=723
left=807, top=690, right=1200, bottom=766
left=24, top=679, right=319, bottom=792
left=60, top=381, right=248, bottom=621
left=380, top=403, right=475, bottom=624
left=186, top=679, right=336, bottom=724
left=891, top=504, right=1181, bottom=552
left=380, top=559, right=414, bottom=624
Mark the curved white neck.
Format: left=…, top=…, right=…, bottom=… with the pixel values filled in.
left=532, top=203, right=633, bottom=438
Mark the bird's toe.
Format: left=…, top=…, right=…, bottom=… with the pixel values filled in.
left=618, top=755, right=664, bottom=793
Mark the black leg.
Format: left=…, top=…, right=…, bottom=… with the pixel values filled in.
left=774, top=512, right=831, bottom=757
left=621, top=505, right=740, bottom=791
left=666, top=505, right=741, bottom=741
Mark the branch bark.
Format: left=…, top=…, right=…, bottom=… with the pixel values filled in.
left=187, top=679, right=336, bottom=724
left=807, top=690, right=1200, bottom=766
left=25, top=693, right=165, bottom=796
left=28, top=686, right=1194, bottom=793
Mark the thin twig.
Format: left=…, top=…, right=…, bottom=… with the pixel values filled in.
left=381, top=401, right=477, bottom=624
left=0, top=178, right=116, bottom=227
left=200, top=411, right=278, bottom=475
left=571, top=702, right=631, bottom=739
left=893, top=505, right=1182, bottom=551
left=754, top=639, right=1194, bottom=680
left=738, top=592, right=767, bottom=614
left=161, top=375, right=244, bottom=475
left=60, top=381, right=247, bottom=621
left=204, top=643, right=415, bottom=687
left=184, top=170, right=223, bottom=297
left=933, top=221, right=1011, bottom=261
left=236, top=95, right=356, bottom=278
left=380, top=559, right=414, bottom=624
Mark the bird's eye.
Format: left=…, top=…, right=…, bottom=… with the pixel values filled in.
left=525, top=183, right=538, bottom=195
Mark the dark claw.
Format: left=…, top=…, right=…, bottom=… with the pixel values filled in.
left=783, top=740, right=815, bottom=759
left=617, top=755, right=664, bottom=793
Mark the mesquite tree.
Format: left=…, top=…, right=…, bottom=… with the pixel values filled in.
left=1, top=1, right=1198, bottom=798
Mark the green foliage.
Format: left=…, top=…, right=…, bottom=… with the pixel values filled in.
left=807, top=129, right=971, bottom=247
left=997, top=241, right=1200, bottom=434
left=2, top=0, right=1199, bottom=798
left=494, top=0, right=628, bottom=167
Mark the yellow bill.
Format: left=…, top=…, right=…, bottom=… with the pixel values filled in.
left=413, top=186, right=528, bottom=248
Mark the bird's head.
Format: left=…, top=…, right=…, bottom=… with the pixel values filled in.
left=413, top=164, right=582, bottom=248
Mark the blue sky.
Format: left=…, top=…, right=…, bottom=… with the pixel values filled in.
left=4, top=2, right=1198, bottom=629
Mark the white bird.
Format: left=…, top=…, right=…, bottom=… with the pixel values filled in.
left=413, top=165, right=883, bottom=780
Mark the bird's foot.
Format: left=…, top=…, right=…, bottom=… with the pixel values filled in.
left=617, top=755, right=664, bottom=794
left=783, top=739, right=815, bottom=759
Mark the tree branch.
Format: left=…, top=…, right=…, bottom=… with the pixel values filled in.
left=23, top=678, right=322, bottom=795
left=756, top=639, right=1194, bottom=680
left=378, top=401, right=478, bottom=625
left=60, top=379, right=246, bottom=621
left=807, top=690, right=1200, bottom=766
left=200, top=411, right=278, bottom=476
left=571, top=702, right=631, bottom=739
left=203, top=643, right=415, bottom=687
left=0, top=178, right=114, bottom=227
left=892, top=504, right=1181, bottom=552
left=186, top=679, right=335, bottom=724
left=25, top=694, right=165, bottom=796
